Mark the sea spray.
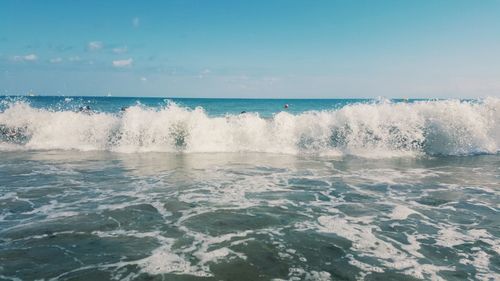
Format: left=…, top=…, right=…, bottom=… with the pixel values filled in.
left=0, top=98, right=498, bottom=156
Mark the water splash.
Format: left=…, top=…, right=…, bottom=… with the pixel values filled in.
left=0, top=98, right=498, bottom=157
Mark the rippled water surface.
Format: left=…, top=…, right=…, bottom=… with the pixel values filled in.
left=1, top=151, right=498, bottom=280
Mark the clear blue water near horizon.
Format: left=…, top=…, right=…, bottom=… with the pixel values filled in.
left=0, top=96, right=428, bottom=117
left=0, top=96, right=499, bottom=280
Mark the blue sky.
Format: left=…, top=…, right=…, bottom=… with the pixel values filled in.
left=1, top=0, right=499, bottom=98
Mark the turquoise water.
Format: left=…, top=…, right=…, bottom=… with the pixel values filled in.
left=0, top=96, right=389, bottom=117
left=0, top=96, right=499, bottom=280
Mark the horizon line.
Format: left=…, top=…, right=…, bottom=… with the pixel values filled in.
left=0, top=94, right=484, bottom=100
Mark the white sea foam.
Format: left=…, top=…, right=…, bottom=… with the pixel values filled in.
left=0, top=98, right=499, bottom=157
left=388, top=205, right=419, bottom=220
left=312, top=215, right=454, bottom=280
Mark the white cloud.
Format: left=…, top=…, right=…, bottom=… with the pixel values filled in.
left=24, top=54, right=38, bottom=61
left=132, top=17, right=140, bottom=27
left=112, top=46, right=128, bottom=54
left=112, top=58, right=133, bottom=68
left=198, top=69, right=212, bottom=79
left=12, top=54, right=38, bottom=62
left=68, top=56, right=81, bottom=62
left=88, top=41, right=103, bottom=51
left=49, top=57, right=63, bottom=63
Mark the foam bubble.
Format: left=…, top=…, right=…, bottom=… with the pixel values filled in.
left=389, top=205, right=419, bottom=220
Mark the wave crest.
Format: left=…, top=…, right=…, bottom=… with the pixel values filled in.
left=0, top=98, right=499, bottom=157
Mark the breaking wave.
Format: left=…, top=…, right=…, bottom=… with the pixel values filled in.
left=0, top=98, right=499, bottom=157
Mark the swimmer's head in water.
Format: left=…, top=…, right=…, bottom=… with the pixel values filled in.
left=284, top=104, right=289, bottom=109
left=78, top=105, right=91, bottom=112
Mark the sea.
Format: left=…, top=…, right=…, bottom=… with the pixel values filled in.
left=0, top=96, right=498, bottom=281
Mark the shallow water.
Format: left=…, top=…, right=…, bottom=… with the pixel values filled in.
left=0, top=151, right=498, bottom=280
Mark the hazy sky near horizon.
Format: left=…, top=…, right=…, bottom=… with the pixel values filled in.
left=1, top=0, right=500, bottom=98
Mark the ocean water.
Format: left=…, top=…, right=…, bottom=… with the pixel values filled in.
left=0, top=96, right=499, bottom=281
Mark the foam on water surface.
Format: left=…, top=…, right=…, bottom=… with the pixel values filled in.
left=0, top=98, right=499, bottom=280
left=0, top=97, right=499, bottom=157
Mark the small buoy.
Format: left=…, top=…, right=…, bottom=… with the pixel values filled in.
left=284, top=104, right=289, bottom=109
